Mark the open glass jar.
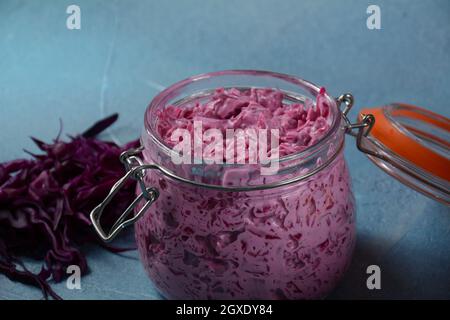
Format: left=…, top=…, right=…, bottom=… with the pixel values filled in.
left=90, top=70, right=450, bottom=300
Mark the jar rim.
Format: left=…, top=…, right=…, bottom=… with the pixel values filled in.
left=142, top=69, right=345, bottom=191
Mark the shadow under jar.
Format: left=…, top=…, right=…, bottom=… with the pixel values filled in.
left=134, top=70, right=356, bottom=299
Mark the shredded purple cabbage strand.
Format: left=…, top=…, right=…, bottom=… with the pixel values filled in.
left=0, top=114, right=139, bottom=299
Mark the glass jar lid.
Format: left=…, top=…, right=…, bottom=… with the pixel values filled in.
left=357, top=103, right=450, bottom=205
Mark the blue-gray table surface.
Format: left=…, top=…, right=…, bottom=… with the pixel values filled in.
left=0, top=0, right=449, bottom=300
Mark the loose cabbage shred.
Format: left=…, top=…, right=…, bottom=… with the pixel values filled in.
left=0, top=114, right=138, bottom=299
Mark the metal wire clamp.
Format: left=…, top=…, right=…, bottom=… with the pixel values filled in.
left=90, top=147, right=159, bottom=242
left=336, top=93, right=378, bottom=158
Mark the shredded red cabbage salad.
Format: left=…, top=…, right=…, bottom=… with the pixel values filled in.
left=0, top=114, right=138, bottom=299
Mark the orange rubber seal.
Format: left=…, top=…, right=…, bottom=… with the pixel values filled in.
left=360, top=104, right=450, bottom=182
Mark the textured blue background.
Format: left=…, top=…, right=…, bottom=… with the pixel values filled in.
left=0, top=0, right=449, bottom=299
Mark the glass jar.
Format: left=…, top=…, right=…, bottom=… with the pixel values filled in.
left=90, top=70, right=449, bottom=300
left=136, top=71, right=355, bottom=299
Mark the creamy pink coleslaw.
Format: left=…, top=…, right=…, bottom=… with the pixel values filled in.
left=135, top=87, right=355, bottom=299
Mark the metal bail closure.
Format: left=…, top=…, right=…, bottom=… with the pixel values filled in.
left=337, top=93, right=376, bottom=156
left=90, top=149, right=159, bottom=242
left=338, top=94, right=450, bottom=205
